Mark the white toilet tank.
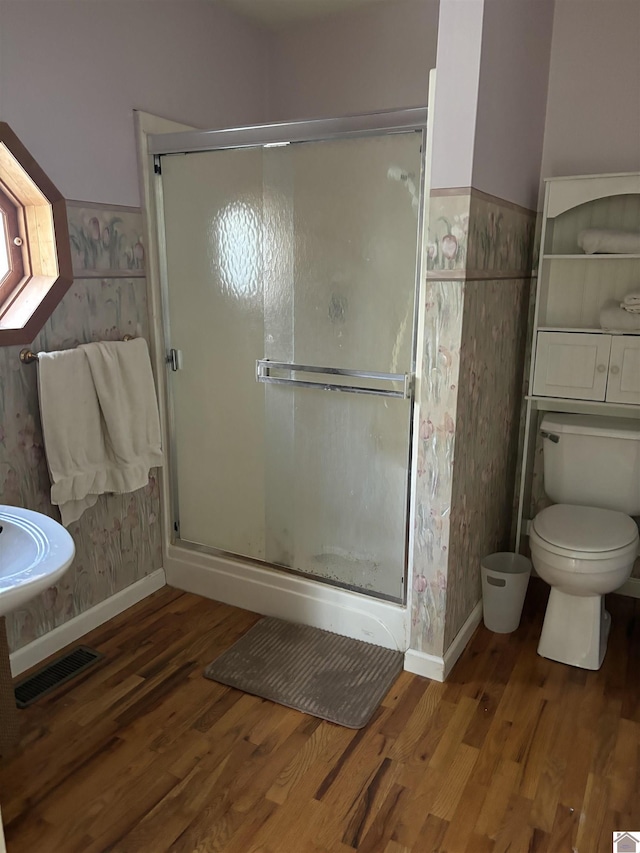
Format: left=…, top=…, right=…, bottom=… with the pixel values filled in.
left=542, top=413, right=640, bottom=515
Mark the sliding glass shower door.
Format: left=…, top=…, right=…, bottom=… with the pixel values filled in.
left=159, top=127, right=423, bottom=601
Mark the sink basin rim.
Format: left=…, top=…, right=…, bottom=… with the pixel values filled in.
left=0, top=505, right=75, bottom=616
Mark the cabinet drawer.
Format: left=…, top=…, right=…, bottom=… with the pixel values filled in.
left=606, top=336, right=640, bottom=405
left=533, top=332, right=611, bottom=400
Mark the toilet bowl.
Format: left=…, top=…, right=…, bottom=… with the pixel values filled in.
left=530, top=504, right=639, bottom=670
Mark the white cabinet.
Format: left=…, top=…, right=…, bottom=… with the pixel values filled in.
left=516, top=172, right=640, bottom=551
left=607, top=336, right=640, bottom=404
left=533, top=332, right=611, bottom=401
left=530, top=170, right=640, bottom=408
left=533, top=331, right=640, bottom=404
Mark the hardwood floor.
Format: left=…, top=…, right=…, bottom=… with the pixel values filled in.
left=0, top=581, right=638, bottom=852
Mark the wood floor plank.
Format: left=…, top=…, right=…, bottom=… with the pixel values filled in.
left=491, top=792, right=534, bottom=853
left=382, top=766, right=446, bottom=850
left=0, top=583, right=638, bottom=853
left=474, top=757, right=521, bottom=839
left=387, top=681, right=445, bottom=763
left=430, top=742, right=479, bottom=821
left=438, top=778, right=487, bottom=853
left=265, top=719, right=352, bottom=805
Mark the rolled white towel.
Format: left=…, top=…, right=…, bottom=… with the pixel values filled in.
left=622, top=291, right=640, bottom=306
left=600, top=300, right=640, bottom=332
left=621, top=303, right=640, bottom=314
left=578, top=228, right=640, bottom=255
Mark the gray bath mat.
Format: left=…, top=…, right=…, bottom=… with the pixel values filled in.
left=204, top=617, right=403, bottom=729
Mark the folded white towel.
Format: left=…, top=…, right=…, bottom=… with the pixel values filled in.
left=81, top=339, right=163, bottom=494
left=578, top=229, right=640, bottom=254
left=622, top=292, right=640, bottom=306
left=38, top=338, right=163, bottom=527
left=38, top=348, right=105, bottom=526
left=600, top=300, right=640, bottom=332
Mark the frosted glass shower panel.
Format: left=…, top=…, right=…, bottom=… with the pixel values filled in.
left=289, top=388, right=411, bottom=600
left=161, top=149, right=267, bottom=557
left=160, top=127, right=423, bottom=602
left=267, top=133, right=422, bottom=373
left=262, top=133, right=422, bottom=600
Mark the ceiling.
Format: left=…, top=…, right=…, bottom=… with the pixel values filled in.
left=215, top=0, right=392, bottom=28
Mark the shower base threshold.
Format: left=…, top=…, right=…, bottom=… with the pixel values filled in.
left=174, top=537, right=404, bottom=605
left=165, top=539, right=410, bottom=653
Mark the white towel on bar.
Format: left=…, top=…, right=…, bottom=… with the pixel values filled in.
left=37, top=348, right=106, bottom=526
left=38, top=338, right=163, bottom=527
left=81, top=338, right=163, bottom=491
left=578, top=228, right=640, bottom=255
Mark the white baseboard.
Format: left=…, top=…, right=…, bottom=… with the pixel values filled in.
left=616, top=577, right=640, bottom=599
left=443, top=600, right=483, bottom=679
left=165, top=545, right=409, bottom=652
left=404, top=600, right=483, bottom=682
left=404, top=648, right=446, bottom=681
left=10, top=569, right=166, bottom=677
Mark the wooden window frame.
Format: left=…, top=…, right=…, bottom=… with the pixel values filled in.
left=0, top=183, right=27, bottom=303
left=0, top=123, right=73, bottom=346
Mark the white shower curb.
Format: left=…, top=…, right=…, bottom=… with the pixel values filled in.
left=165, top=544, right=410, bottom=652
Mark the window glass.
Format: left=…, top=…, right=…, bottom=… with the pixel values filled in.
left=0, top=213, right=9, bottom=282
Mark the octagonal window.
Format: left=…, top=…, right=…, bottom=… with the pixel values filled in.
left=0, top=123, right=73, bottom=346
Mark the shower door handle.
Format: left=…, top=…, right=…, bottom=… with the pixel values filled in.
left=256, top=359, right=412, bottom=399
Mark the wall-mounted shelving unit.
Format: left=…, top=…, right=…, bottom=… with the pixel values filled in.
left=516, top=171, right=640, bottom=548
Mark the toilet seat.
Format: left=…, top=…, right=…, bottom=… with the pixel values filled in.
left=531, top=504, right=639, bottom=565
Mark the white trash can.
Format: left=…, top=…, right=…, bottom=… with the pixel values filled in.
left=481, top=552, right=531, bottom=633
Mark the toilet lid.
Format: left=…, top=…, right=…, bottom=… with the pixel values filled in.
left=533, top=504, right=639, bottom=553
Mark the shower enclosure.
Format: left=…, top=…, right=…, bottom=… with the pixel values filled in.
left=151, top=110, right=427, bottom=605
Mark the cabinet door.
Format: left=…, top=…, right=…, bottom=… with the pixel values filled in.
left=532, top=332, right=611, bottom=400
left=606, top=336, right=640, bottom=405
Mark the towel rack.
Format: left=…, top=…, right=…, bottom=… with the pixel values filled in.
left=19, top=335, right=135, bottom=365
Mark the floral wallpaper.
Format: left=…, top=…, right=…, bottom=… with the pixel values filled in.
left=467, top=192, right=535, bottom=276
left=427, top=191, right=535, bottom=277
left=410, top=189, right=535, bottom=656
left=427, top=195, right=470, bottom=272
left=444, top=278, right=529, bottom=647
left=67, top=203, right=146, bottom=276
left=411, top=279, right=464, bottom=652
left=0, top=205, right=161, bottom=653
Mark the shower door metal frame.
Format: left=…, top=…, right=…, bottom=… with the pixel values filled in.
left=151, top=108, right=428, bottom=605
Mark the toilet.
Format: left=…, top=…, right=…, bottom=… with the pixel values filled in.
left=530, top=413, right=640, bottom=670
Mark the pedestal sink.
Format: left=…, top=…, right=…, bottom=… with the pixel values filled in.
left=0, top=505, right=75, bottom=758
left=0, top=505, right=75, bottom=616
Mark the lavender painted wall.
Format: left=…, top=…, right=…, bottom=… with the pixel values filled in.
left=430, top=0, right=554, bottom=211
left=267, top=0, right=439, bottom=120
left=0, top=0, right=269, bottom=207
left=429, top=0, right=484, bottom=193
left=540, top=0, right=640, bottom=190
left=473, top=0, right=554, bottom=210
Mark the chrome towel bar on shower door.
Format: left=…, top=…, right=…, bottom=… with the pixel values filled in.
left=256, top=359, right=412, bottom=399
